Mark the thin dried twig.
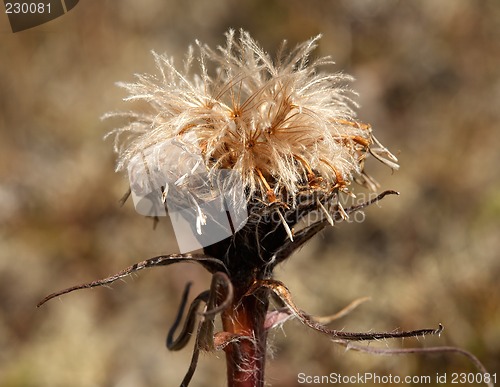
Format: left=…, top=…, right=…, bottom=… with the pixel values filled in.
left=166, top=271, right=234, bottom=385
left=246, top=279, right=442, bottom=341
left=37, top=254, right=227, bottom=307
left=167, top=284, right=209, bottom=351
left=312, top=296, right=371, bottom=324
left=180, top=319, right=203, bottom=387
left=336, top=341, right=494, bottom=387
left=263, top=296, right=370, bottom=331
left=198, top=272, right=233, bottom=351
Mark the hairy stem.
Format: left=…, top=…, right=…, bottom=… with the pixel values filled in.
left=221, top=286, right=270, bottom=387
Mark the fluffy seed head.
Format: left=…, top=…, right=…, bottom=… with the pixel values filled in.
left=106, top=29, right=398, bottom=206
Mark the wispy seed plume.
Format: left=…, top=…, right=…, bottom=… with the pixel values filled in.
left=105, top=29, right=398, bottom=209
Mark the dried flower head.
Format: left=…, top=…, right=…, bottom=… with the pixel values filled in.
left=106, top=29, right=398, bottom=210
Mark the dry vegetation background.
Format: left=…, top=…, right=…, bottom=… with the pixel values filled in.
left=1, top=0, right=499, bottom=386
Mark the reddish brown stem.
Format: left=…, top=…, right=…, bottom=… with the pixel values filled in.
left=221, top=286, right=270, bottom=387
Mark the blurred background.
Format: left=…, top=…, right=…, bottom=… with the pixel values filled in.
left=1, top=0, right=499, bottom=386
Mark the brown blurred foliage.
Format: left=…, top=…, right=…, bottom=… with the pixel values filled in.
left=1, top=0, right=499, bottom=386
